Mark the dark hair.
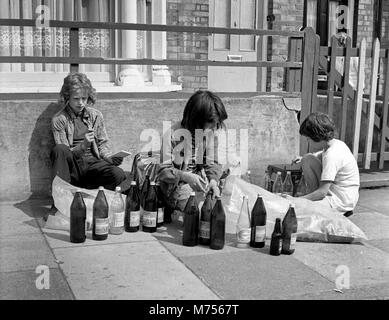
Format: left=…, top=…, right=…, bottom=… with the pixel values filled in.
left=59, top=72, right=97, bottom=106
left=299, top=112, right=335, bottom=142
left=181, top=90, right=228, bottom=132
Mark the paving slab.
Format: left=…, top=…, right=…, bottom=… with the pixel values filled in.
left=356, top=187, right=389, bottom=216
left=154, top=222, right=250, bottom=258
left=365, top=239, right=389, bottom=255
left=0, top=233, right=57, bottom=273
left=293, top=242, right=389, bottom=288
left=0, top=203, right=41, bottom=238
left=53, top=241, right=220, bottom=300
left=180, top=250, right=334, bottom=300
left=0, top=269, right=73, bottom=300
left=289, top=282, right=389, bottom=300
left=348, top=211, right=389, bottom=240
left=41, top=225, right=158, bottom=249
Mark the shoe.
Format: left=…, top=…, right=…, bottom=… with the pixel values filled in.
left=344, top=210, right=353, bottom=217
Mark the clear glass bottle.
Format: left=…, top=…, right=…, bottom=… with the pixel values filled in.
left=263, top=170, right=272, bottom=191
left=282, top=171, right=294, bottom=196
left=109, top=186, right=125, bottom=235
left=236, top=196, right=251, bottom=248
left=295, top=172, right=308, bottom=197
left=272, top=171, right=283, bottom=195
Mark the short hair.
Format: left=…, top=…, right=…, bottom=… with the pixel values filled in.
left=299, top=112, right=335, bottom=142
left=59, top=73, right=97, bottom=106
left=181, top=90, right=228, bottom=132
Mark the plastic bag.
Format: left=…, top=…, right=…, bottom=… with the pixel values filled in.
left=222, top=175, right=367, bottom=243
left=46, top=176, right=121, bottom=231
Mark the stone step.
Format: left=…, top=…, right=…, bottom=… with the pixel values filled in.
left=360, top=171, right=389, bottom=189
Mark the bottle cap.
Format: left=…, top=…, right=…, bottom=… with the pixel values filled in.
left=290, top=202, right=295, bottom=208
left=115, top=186, right=121, bottom=192
left=98, top=186, right=104, bottom=190
left=150, top=181, right=156, bottom=185
left=287, top=171, right=291, bottom=174
left=130, top=181, right=136, bottom=185
left=190, top=191, right=196, bottom=196
left=257, top=194, right=262, bottom=198
left=76, top=189, right=82, bottom=193
left=277, top=171, right=281, bottom=175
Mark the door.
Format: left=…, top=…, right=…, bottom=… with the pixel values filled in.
left=208, top=0, right=263, bottom=92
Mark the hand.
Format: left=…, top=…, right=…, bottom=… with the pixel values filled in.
left=208, top=179, right=220, bottom=198
left=111, top=156, right=123, bottom=166
left=181, top=172, right=207, bottom=193
left=82, top=130, right=95, bottom=149
left=291, top=155, right=302, bottom=165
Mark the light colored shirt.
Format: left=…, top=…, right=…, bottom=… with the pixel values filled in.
left=321, top=139, right=360, bottom=212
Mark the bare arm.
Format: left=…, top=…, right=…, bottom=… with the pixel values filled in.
left=301, top=181, right=332, bottom=201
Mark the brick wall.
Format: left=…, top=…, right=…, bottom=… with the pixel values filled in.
left=267, top=0, right=304, bottom=92
left=166, top=0, right=209, bottom=92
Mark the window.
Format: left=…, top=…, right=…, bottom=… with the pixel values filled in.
left=304, top=0, right=358, bottom=46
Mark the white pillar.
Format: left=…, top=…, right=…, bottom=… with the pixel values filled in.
left=116, top=0, right=144, bottom=87
left=151, top=0, right=171, bottom=86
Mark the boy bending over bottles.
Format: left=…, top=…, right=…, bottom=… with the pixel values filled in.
left=294, top=112, right=359, bottom=216
left=51, top=73, right=127, bottom=191
left=157, top=90, right=228, bottom=219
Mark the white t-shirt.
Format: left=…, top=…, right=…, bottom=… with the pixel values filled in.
left=321, top=139, right=360, bottom=212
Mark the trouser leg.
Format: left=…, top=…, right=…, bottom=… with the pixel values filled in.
left=301, top=152, right=323, bottom=193
left=81, top=159, right=126, bottom=191
left=50, top=144, right=81, bottom=185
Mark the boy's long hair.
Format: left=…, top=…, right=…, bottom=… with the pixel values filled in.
left=299, top=112, right=335, bottom=142
left=59, top=72, right=97, bottom=106
left=181, top=90, right=228, bottom=133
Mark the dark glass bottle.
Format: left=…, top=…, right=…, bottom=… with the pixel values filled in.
left=140, top=175, right=150, bottom=210
left=281, top=203, right=298, bottom=255
left=269, top=218, right=282, bottom=256
left=250, top=195, right=267, bottom=248
left=92, top=186, right=109, bottom=241
left=182, top=192, right=200, bottom=246
left=199, top=191, right=214, bottom=246
left=155, top=182, right=164, bottom=228
left=124, top=181, right=141, bottom=232
left=210, top=196, right=225, bottom=250
left=295, top=172, right=307, bottom=197
left=70, top=189, right=86, bottom=243
left=142, top=181, right=158, bottom=233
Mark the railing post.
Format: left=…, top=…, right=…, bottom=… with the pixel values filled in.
left=70, top=27, right=79, bottom=73
left=300, top=27, right=317, bottom=154
left=378, top=48, right=389, bottom=169
left=363, top=38, right=380, bottom=169
left=352, top=38, right=366, bottom=160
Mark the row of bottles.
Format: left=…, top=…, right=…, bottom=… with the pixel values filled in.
left=236, top=194, right=298, bottom=255
left=183, top=191, right=226, bottom=250
left=264, top=170, right=307, bottom=197
left=69, top=178, right=165, bottom=243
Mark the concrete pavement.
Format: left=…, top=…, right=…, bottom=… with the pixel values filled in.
left=1, top=184, right=389, bottom=300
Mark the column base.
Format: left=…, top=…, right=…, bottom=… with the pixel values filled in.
left=116, top=68, right=145, bottom=87
left=152, top=66, right=172, bottom=86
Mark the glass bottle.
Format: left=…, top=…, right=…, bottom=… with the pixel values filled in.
left=70, top=189, right=86, bottom=243
left=109, top=186, right=125, bottom=235
left=236, top=196, right=251, bottom=248
left=281, top=203, right=298, bottom=255
left=282, top=171, right=294, bottom=196
left=92, top=186, right=109, bottom=241
left=295, top=172, right=308, bottom=197
left=272, top=171, right=283, bottom=195
left=250, top=194, right=267, bottom=248
left=142, top=181, right=158, bottom=233
left=263, top=170, right=272, bottom=191
left=124, top=181, right=140, bottom=232
left=269, top=218, right=282, bottom=256
left=199, top=190, right=214, bottom=246
left=155, top=181, right=165, bottom=228
left=182, top=192, right=200, bottom=246
left=210, top=196, right=226, bottom=250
